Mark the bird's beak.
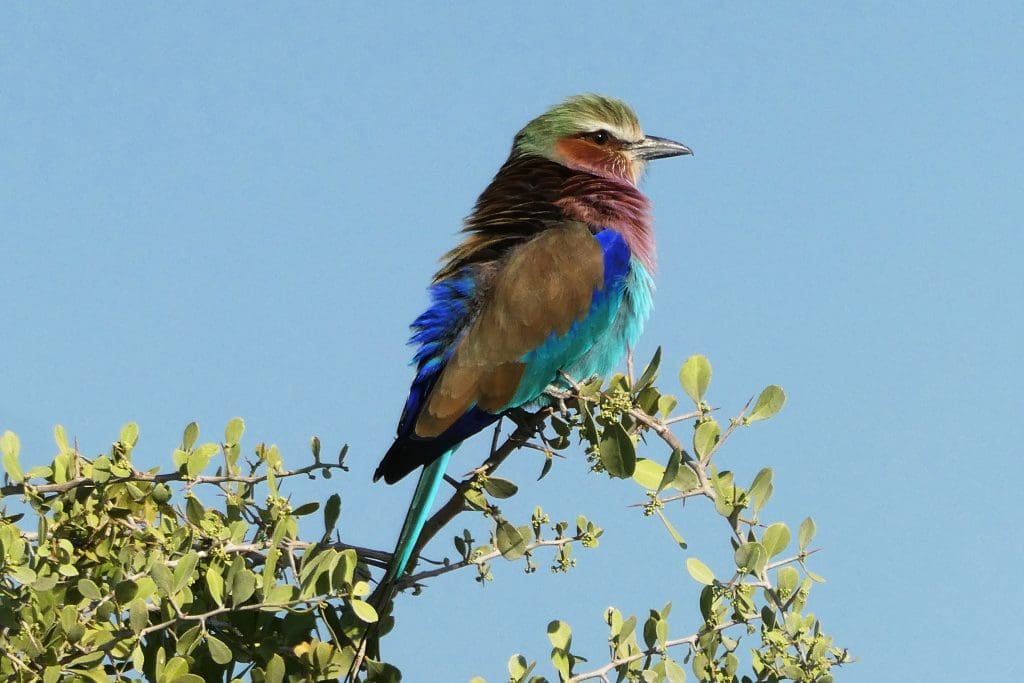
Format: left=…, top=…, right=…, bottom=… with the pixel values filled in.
left=627, top=135, right=693, bottom=161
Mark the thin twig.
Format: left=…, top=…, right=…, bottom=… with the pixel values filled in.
left=567, top=619, right=754, bottom=682
left=1, top=459, right=349, bottom=498
left=399, top=536, right=579, bottom=587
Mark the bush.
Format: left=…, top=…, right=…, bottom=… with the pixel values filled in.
left=0, top=352, right=851, bottom=682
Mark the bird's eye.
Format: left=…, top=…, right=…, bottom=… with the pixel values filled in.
left=589, top=130, right=610, bottom=145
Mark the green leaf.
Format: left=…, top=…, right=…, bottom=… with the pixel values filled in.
left=336, top=548, right=358, bottom=587
left=129, top=599, right=148, bottom=634
left=664, top=659, right=687, bottom=683
left=483, top=477, right=519, bottom=499
left=464, top=487, right=487, bottom=511
left=656, top=510, right=687, bottom=550
left=798, top=517, right=816, bottom=550
left=749, top=468, right=774, bottom=513
left=672, top=462, right=700, bottom=492
left=32, top=574, right=58, bottom=592
left=169, top=675, right=204, bottom=683
left=605, top=607, right=622, bottom=635
left=151, top=482, right=172, bottom=504
left=657, top=618, right=669, bottom=648
left=264, top=585, right=294, bottom=606
left=323, top=493, right=341, bottom=537
left=634, top=346, right=662, bottom=392
left=679, top=355, right=712, bottom=404
left=225, top=417, right=245, bottom=444
left=172, top=448, right=189, bottom=470
left=10, top=565, right=36, bottom=583
left=54, top=424, right=70, bottom=452
left=292, top=501, right=320, bottom=516
left=231, top=569, right=256, bottom=607
left=747, top=385, right=786, bottom=423
left=77, top=578, right=102, bottom=600
left=579, top=403, right=599, bottom=444
left=547, top=620, right=572, bottom=650
left=1, top=431, right=24, bottom=483
left=777, top=566, right=799, bottom=594
left=496, top=522, right=527, bottom=560
left=599, top=422, right=636, bottom=478
left=658, top=394, right=678, bottom=417
left=265, top=654, right=286, bottom=683
left=693, top=419, right=720, bottom=460
left=114, top=579, right=139, bottom=604
left=151, top=562, right=174, bottom=597
left=643, top=614, right=659, bottom=649
left=781, top=665, right=805, bottom=680
left=686, top=557, right=715, bottom=585
left=658, top=449, right=681, bottom=492
left=632, top=458, right=666, bottom=490
left=206, top=566, right=224, bottom=607
left=508, top=654, right=531, bottom=680
left=119, top=422, right=140, bottom=447
left=187, top=443, right=218, bottom=477
left=350, top=598, right=379, bottom=623
left=172, top=551, right=199, bottom=594
left=176, top=625, right=203, bottom=656
left=551, top=649, right=570, bottom=681
left=185, top=496, right=205, bottom=526
left=734, top=542, right=768, bottom=576
left=206, top=635, right=232, bottom=665
left=182, top=422, right=199, bottom=451
left=91, top=455, right=112, bottom=483
left=762, top=523, right=790, bottom=558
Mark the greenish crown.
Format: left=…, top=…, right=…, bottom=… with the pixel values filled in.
left=513, top=94, right=643, bottom=159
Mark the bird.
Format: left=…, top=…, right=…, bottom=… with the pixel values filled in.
left=375, top=93, right=691, bottom=596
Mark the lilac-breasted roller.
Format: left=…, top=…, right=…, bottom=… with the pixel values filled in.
left=376, top=94, right=691, bottom=589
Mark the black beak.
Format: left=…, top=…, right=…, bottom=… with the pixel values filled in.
left=627, top=135, right=693, bottom=161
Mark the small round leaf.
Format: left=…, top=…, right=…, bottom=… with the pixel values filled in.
left=679, top=355, right=712, bottom=404
left=686, top=557, right=715, bottom=585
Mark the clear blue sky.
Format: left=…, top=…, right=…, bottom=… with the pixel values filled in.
left=3, top=4, right=1022, bottom=681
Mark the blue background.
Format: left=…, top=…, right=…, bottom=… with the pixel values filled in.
left=3, top=4, right=1022, bottom=681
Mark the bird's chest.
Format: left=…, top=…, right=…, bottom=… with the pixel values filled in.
left=572, top=256, right=654, bottom=379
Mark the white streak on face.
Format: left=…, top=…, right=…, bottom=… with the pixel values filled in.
left=579, top=120, right=644, bottom=144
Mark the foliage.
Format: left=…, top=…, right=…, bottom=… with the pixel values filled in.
left=0, top=353, right=851, bottom=682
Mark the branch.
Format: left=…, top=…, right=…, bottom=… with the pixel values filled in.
left=367, top=407, right=554, bottom=606
left=567, top=618, right=755, bottom=682
left=1, top=459, right=349, bottom=498
left=410, top=408, right=552, bottom=558
left=398, top=536, right=578, bottom=587
left=71, top=595, right=340, bottom=664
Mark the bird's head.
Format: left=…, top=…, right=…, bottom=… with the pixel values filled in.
left=512, top=94, right=692, bottom=185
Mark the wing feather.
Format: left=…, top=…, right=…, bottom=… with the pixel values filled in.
left=414, top=222, right=604, bottom=437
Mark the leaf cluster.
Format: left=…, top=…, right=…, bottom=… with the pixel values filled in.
left=473, top=351, right=851, bottom=683
left=0, top=421, right=371, bottom=682
left=1, top=351, right=851, bottom=682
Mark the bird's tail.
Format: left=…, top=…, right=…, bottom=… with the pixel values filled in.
left=347, top=448, right=454, bottom=681
left=383, top=447, right=454, bottom=584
